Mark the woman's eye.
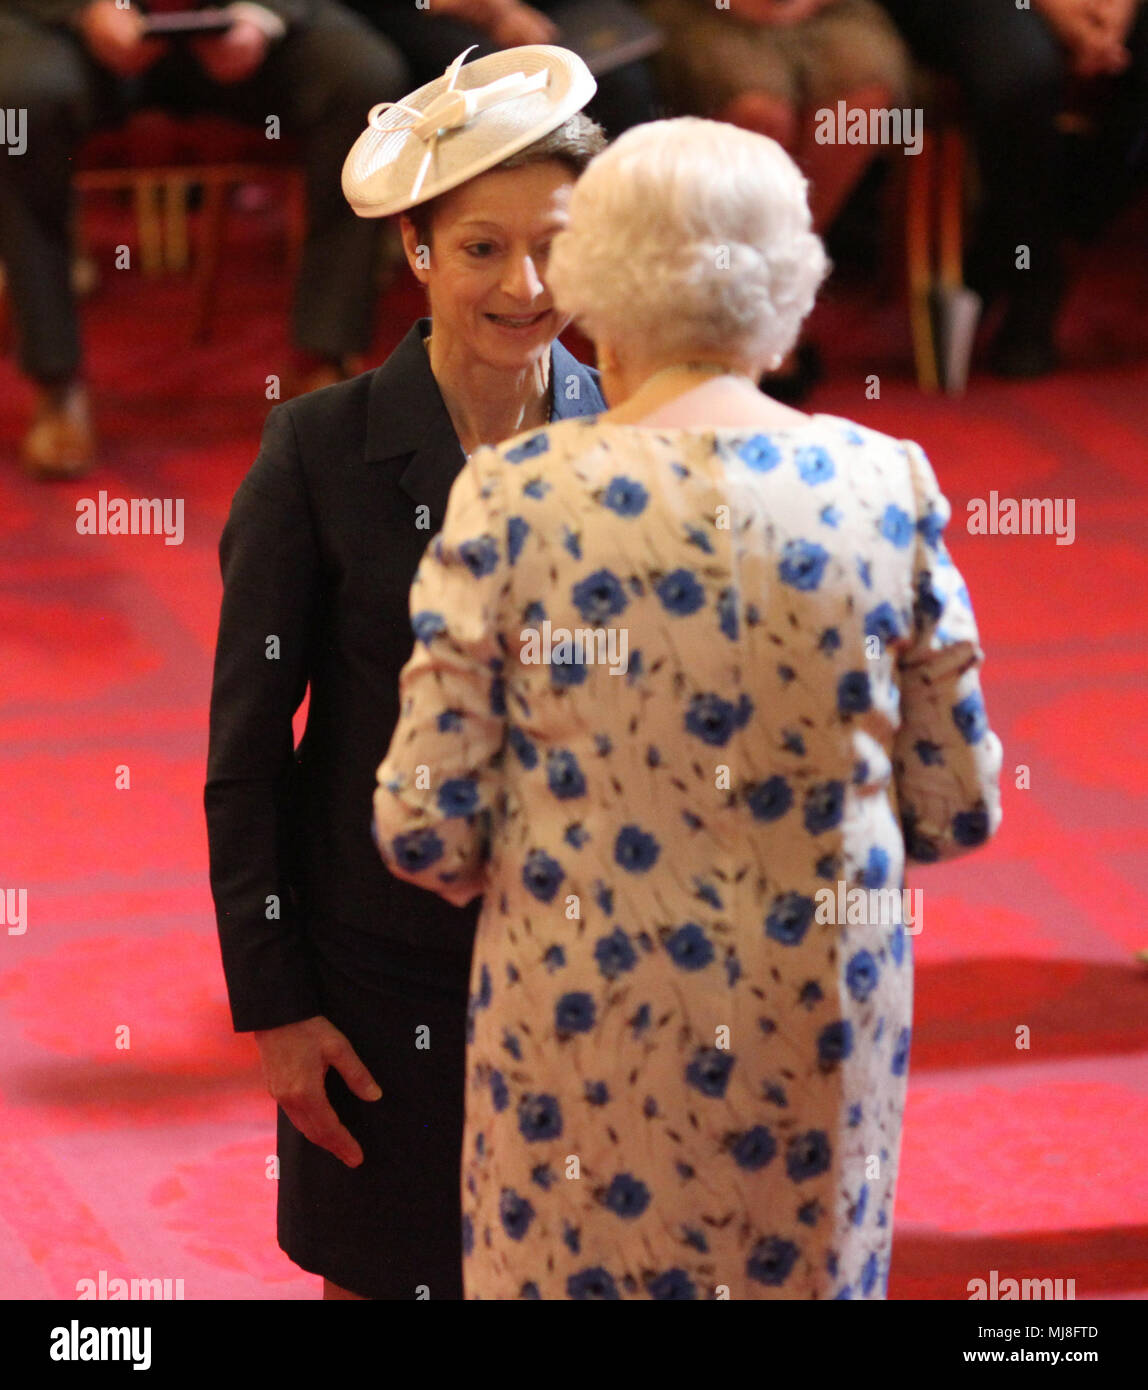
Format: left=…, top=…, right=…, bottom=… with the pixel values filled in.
left=466, top=243, right=496, bottom=258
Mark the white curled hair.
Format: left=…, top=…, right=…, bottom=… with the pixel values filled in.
left=547, top=117, right=830, bottom=364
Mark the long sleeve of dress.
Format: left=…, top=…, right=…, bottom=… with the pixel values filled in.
left=373, top=445, right=510, bottom=909
left=892, top=439, right=1004, bottom=863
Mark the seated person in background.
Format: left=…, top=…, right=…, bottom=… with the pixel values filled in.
left=0, top=0, right=409, bottom=478
left=880, top=0, right=1148, bottom=377
left=638, top=0, right=911, bottom=398
left=347, top=0, right=661, bottom=135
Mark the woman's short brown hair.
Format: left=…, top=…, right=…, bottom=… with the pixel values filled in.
left=403, top=112, right=607, bottom=248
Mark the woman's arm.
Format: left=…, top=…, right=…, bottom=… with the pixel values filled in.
left=892, top=440, right=1004, bottom=864
left=373, top=445, right=510, bottom=908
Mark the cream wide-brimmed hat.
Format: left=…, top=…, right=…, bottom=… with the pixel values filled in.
left=342, top=45, right=597, bottom=219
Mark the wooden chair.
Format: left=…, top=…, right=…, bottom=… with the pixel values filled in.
left=0, top=111, right=304, bottom=352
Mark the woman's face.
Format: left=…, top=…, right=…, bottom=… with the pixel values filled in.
left=401, top=160, right=575, bottom=373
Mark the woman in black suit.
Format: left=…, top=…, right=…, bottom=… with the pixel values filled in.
left=204, top=46, right=606, bottom=1298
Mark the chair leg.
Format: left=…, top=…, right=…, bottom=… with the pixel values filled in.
left=135, top=176, right=164, bottom=275
left=193, top=176, right=227, bottom=342
left=906, top=129, right=939, bottom=392
left=164, top=175, right=191, bottom=274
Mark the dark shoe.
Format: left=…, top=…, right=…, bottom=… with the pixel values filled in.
left=759, top=342, right=823, bottom=405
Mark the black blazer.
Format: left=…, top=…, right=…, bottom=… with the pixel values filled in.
left=205, top=319, right=605, bottom=1032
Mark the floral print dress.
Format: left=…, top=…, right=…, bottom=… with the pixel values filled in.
left=373, top=413, right=1003, bottom=1299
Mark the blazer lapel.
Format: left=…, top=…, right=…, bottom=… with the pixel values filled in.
left=373, top=318, right=604, bottom=529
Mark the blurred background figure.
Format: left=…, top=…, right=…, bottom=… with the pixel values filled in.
left=0, top=0, right=409, bottom=478
left=348, top=0, right=661, bottom=135
left=637, top=0, right=912, bottom=399
left=879, top=0, right=1148, bottom=377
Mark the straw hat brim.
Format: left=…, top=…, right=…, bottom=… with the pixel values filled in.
left=342, top=45, right=597, bottom=219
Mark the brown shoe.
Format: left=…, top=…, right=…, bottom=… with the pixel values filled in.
left=21, top=381, right=95, bottom=479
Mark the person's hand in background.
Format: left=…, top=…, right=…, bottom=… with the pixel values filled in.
left=433, top=0, right=558, bottom=46
left=724, top=0, right=836, bottom=27
left=191, top=17, right=270, bottom=85
left=254, top=1015, right=382, bottom=1169
left=1034, top=0, right=1134, bottom=77
left=78, top=0, right=168, bottom=76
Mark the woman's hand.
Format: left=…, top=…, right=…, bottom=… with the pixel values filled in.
left=254, top=1015, right=382, bottom=1168
left=78, top=0, right=167, bottom=76
left=432, top=0, right=558, bottom=45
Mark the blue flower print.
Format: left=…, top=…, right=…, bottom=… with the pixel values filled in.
left=476, top=963, right=492, bottom=1008
left=685, top=525, right=713, bottom=553
left=915, top=739, right=943, bottom=766
left=891, top=1027, right=911, bottom=1075
left=522, top=476, right=549, bottom=500
left=523, top=600, right=545, bottom=624
left=614, top=825, right=660, bottom=873
left=647, top=1269, right=697, bottom=1300
left=915, top=571, right=943, bottom=625
left=489, top=1068, right=510, bottom=1113
left=505, top=431, right=549, bottom=463
left=458, top=535, right=498, bottom=578
left=861, top=1252, right=879, bottom=1296
left=499, top=1188, right=534, bottom=1240
left=786, top=1130, right=832, bottom=1182
left=508, top=726, right=538, bottom=769
left=737, top=434, right=782, bottom=472
left=765, top=892, right=815, bottom=945
left=880, top=504, right=915, bottom=548
left=547, top=749, right=586, bottom=799
left=562, top=527, right=581, bottom=560
left=799, top=981, right=823, bottom=1008
left=746, top=1236, right=800, bottom=1286
left=889, top=922, right=906, bottom=966
left=846, top=950, right=879, bottom=1002
left=518, top=1092, right=562, bottom=1141
left=551, top=662, right=588, bottom=689
left=391, top=828, right=444, bottom=872
left=462, top=1213, right=473, bottom=1257
left=837, top=671, right=871, bottom=714
left=860, top=846, right=889, bottom=887
left=685, top=1047, right=735, bottom=1098
left=952, top=692, right=988, bottom=744
left=796, top=445, right=835, bottom=485
left=489, top=673, right=505, bottom=716
left=717, top=587, right=738, bottom=639
left=953, top=807, right=990, bottom=845
left=572, top=568, right=628, bottom=623
left=918, top=510, right=945, bottom=548
left=523, top=849, right=564, bottom=902
left=411, top=610, right=445, bottom=645
left=820, top=504, right=842, bottom=528
left=818, top=626, right=841, bottom=653
left=729, top=1126, right=777, bottom=1171
left=656, top=568, right=705, bottom=615
left=852, top=1184, right=869, bottom=1226
left=436, top=709, right=462, bottom=732
left=436, top=777, right=479, bottom=817
left=804, top=781, right=845, bottom=834
left=685, top=692, right=752, bottom=746
left=602, top=476, right=648, bottom=516
left=602, top=1173, right=651, bottom=1218
left=664, top=923, right=714, bottom=971
left=507, top=516, right=529, bottom=565
left=865, top=601, right=902, bottom=646
left=563, top=1223, right=580, bottom=1254
left=746, top=775, right=793, bottom=821
left=567, top=1267, right=619, bottom=1299
left=555, top=991, right=595, bottom=1034
left=585, top=1080, right=609, bottom=1105
left=779, top=539, right=830, bottom=591
left=595, top=883, right=614, bottom=915
left=544, top=943, right=565, bottom=971
left=564, top=823, right=589, bottom=849
left=594, top=928, right=637, bottom=980
left=817, top=1020, right=853, bottom=1065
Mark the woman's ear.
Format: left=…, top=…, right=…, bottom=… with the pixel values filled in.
left=398, top=214, right=430, bottom=284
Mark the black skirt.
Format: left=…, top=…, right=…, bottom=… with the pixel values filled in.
left=276, top=941, right=472, bottom=1300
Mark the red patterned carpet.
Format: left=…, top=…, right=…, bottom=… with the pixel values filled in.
left=1, top=191, right=1147, bottom=1299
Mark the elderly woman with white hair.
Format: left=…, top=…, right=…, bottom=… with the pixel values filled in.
left=373, top=116, right=1003, bottom=1299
